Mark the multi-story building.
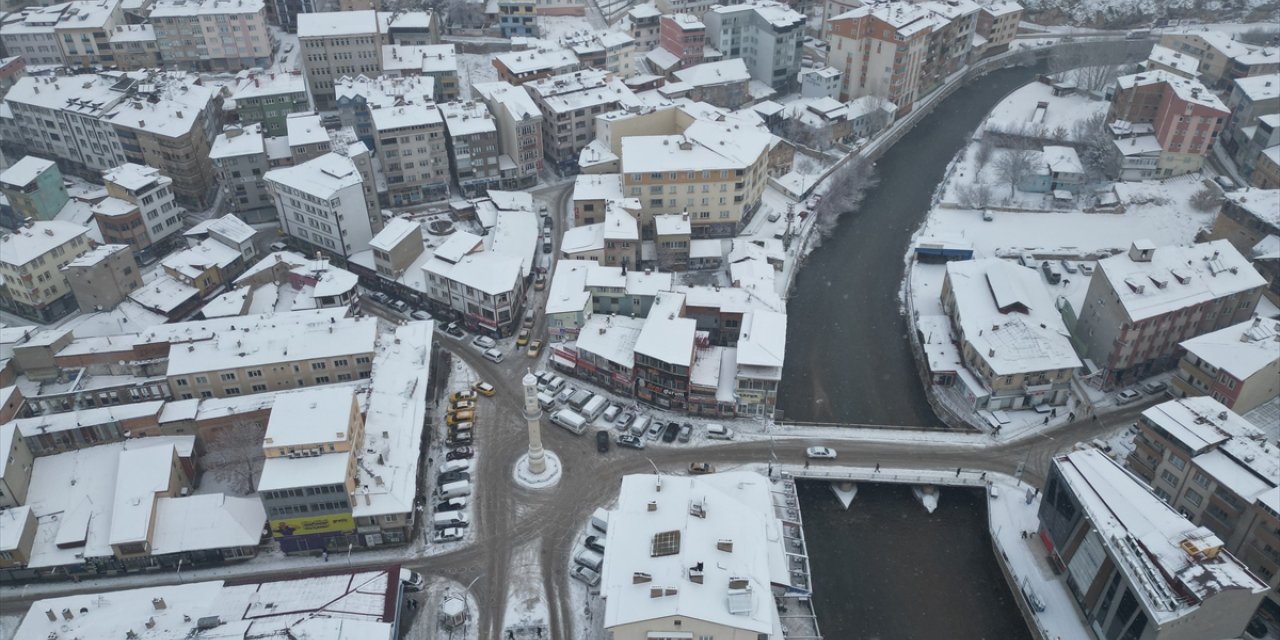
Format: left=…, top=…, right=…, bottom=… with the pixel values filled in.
left=525, top=69, right=640, bottom=174
left=1125, top=398, right=1280, bottom=616
left=497, top=0, right=537, bottom=38
left=1108, top=70, right=1229, bottom=177
left=0, top=8, right=66, bottom=67
left=265, top=151, right=378, bottom=257
left=334, top=74, right=434, bottom=150
left=440, top=100, right=501, bottom=197
left=0, top=54, right=27, bottom=98
left=919, top=0, right=978, bottom=93
left=704, top=1, right=805, bottom=92
left=61, top=244, right=142, bottom=313
left=227, top=71, right=311, bottom=137
left=620, top=118, right=770, bottom=238
left=973, top=0, right=1022, bottom=58
left=473, top=80, right=542, bottom=189
left=670, top=59, right=751, bottom=109
left=210, top=123, right=276, bottom=222
left=165, top=315, right=377, bottom=399
left=1041, top=448, right=1267, bottom=640
left=380, top=44, right=459, bottom=101
left=1074, top=240, right=1266, bottom=386
left=491, top=46, right=579, bottom=86
left=826, top=2, right=932, bottom=113
left=1158, top=31, right=1280, bottom=91
left=733, top=308, right=786, bottom=416
left=562, top=30, right=636, bottom=77
left=422, top=231, right=527, bottom=337
left=0, top=221, right=92, bottom=322
left=378, top=9, right=439, bottom=46
left=940, top=258, right=1081, bottom=411
left=1170, top=317, right=1279, bottom=414
left=298, top=11, right=384, bottom=110
left=654, top=13, right=705, bottom=72
left=0, top=156, right=67, bottom=222
left=625, top=4, right=661, bottom=56
left=149, top=0, right=271, bottom=72
left=561, top=199, right=641, bottom=267
left=97, top=162, right=185, bottom=258
left=371, top=103, right=449, bottom=205
left=106, top=24, right=161, bottom=70
left=0, top=0, right=124, bottom=69
left=1253, top=139, right=1280, bottom=190
left=3, top=73, right=132, bottom=177
left=1222, top=75, right=1280, bottom=177
left=633, top=291, right=696, bottom=410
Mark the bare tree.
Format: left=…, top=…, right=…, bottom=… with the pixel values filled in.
left=1048, top=41, right=1129, bottom=93
left=444, top=0, right=484, bottom=30
left=1189, top=186, right=1223, bottom=212
left=780, top=118, right=833, bottom=150
left=1235, top=27, right=1280, bottom=47
left=811, top=158, right=878, bottom=243
left=956, top=183, right=994, bottom=209
left=1072, top=112, right=1121, bottom=182
left=993, top=149, right=1037, bottom=199
left=974, top=138, right=994, bottom=171
left=200, top=420, right=267, bottom=496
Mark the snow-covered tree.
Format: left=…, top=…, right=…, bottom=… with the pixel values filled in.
left=200, top=420, right=267, bottom=496
left=994, top=149, right=1037, bottom=199
left=1073, top=112, right=1120, bottom=182
left=956, top=183, right=994, bottom=209
left=811, top=158, right=878, bottom=242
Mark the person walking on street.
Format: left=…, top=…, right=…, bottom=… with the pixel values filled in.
left=804, top=459, right=810, bottom=470
left=874, top=463, right=880, bottom=472
left=955, top=467, right=961, bottom=477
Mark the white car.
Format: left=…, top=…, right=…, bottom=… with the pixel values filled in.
left=1115, top=389, right=1141, bottom=405
left=472, top=335, right=496, bottom=350
left=806, top=446, right=837, bottom=459
left=399, top=569, right=425, bottom=592
left=570, top=564, right=600, bottom=586
left=433, top=527, right=464, bottom=543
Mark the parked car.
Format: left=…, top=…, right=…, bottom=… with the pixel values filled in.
left=646, top=418, right=665, bottom=441
left=447, top=431, right=472, bottom=446
left=1060, top=259, right=1078, bottom=274
left=584, top=535, right=605, bottom=554
left=1041, top=261, right=1062, bottom=285
left=446, top=447, right=474, bottom=461
left=1141, top=381, right=1167, bottom=395
left=438, top=470, right=471, bottom=484
left=1078, top=263, right=1094, bottom=276
left=433, top=497, right=468, bottom=512
left=534, top=273, right=547, bottom=290
left=445, top=410, right=474, bottom=426
left=472, top=381, right=496, bottom=396
left=570, top=565, right=600, bottom=586
left=482, top=348, right=504, bottom=363
left=516, top=328, right=531, bottom=346
left=806, top=446, right=837, bottom=459
left=472, top=335, right=496, bottom=350
left=543, top=216, right=553, bottom=229
left=688, top=462, right=715, bottom=475
left=677, top=423, right=693, bottom=443
left=1115, top=389, right=1142, bottom=405
left=526, top=339, right=543, bottom=357
left=445, top=322, right=466, bottom=338
left=615, top=411, right=634, bottom=431
left=433, top=527, right=464, bottom=543
left=601, top=404, right=621, bottom=424
left=449, top=399, right=476, bottom=412
left=596, top=430, right=610, bottom=453
left=269, top=240, right=289, bottom=252
left=391, top=300, right=409, bottom=313
left=450, top=390, right=477, bottom=403
left=400, top=569, right=425, bottom=592
left=542, top=241, right=552, bottom=254
left=556, top=386, right=575, bottom=404
left=616, top=434, right=645, bottom=449
left=662, top=421, right=680, bottom=443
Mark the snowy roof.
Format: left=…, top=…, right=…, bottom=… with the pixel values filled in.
left=352, top=321, right=431, bottom=518
left=91, top=196, right=140, bottom=219
left=104, top=76, right=215, bottom=138
left=151, top=0, right=263, bottom=16
left=710, top=0, right=804, bottom=27
left=489, top=209, right=540, bottom=277
left=63, top=244, right=131, bottom=269
left=473, top=80, right=541, bottom=120
left=562, top=224, right=604, bottom=254
left=1115, top=71, right=1228, bottom=113
left=0, top=155, right=56, bottom=188
left=1141, top=397, right=1267, bottom=455
left=601, top=473, right=786, bottom=634
left=830, top=2, right=932, bottom=37
left=645, top=47, right=681, bottom=73
left=210, top=123, right=266, bottom=159
left=735, top=309, right=786, bottom=372
left=1180, top=317, right=1279, bottom=381
left=493, top=47, right=579, bottom=76
left=0, top=505, right=32, bottom=553
left=0, top=221, right=87, bottom=267
left=575, top=315, right=645, bottom=368
left=1112, top=135, right=1163, bottom=156
left=166, top=315, right=376, bottom=377
left=665, top=13, right=704, bottom=29
left=946, top=259, right=1081, bottom=376
left=265, top=152, right=363, bottom=199
left=604, top=203, right=640, bottom=241
left=1146, top=44, right=1199, bottom=77
left=673, top=59, right=750, bottom=88
left=578, top=140, right=619, bottom=169
left=634, top=291, right=696, bottom=367
left=620, top=125, right=768, bottom=174
left=1222, top=189, right=1280, bottom=228
left=371, top=103, right=442, bottom=131
left=423, top=250, right=522, bottom=296
left=149, top=493, right=265, bottom=555
left=231, top=71, right=306, bottom=101
left=1040, top=145, right=1083, bottom=174
left=439, top=100, right=496, bottom=137
left=434, top=230, right=484, bottom=263
left=128, top=274, right=198, bottom=313
left=104, top=162, right=170, bottom=193
left=1053, top=449, right=1267, bottom=623
left=367, top=217, right=422, bottom=252
left=573, top=173, right=623, bottom=201
left=526, top=70, right=637, bottom=114
left=654, top=213, right=691, bottom=237
left=286, top=113, right=329, bottom=147
left=161, top=239, right=242, bottom=279
left=546, top=261, right=592, bottom=315
left=258, top=449, right=350, bottom=491
left=185, top=213, right=257, bottom=246
left=298, top=9, right=378, bottom=37
left=265, top=386, right=356, bottom=450
left=108, top=444, right=176, bottom=546
left=382, top=44, right=457, bottom=74
left=982, top=0, right=1022, bottom=17
left=627, top=2, right=659, bottom=18
left=335, top=73, right=434, bottom=108
left=1097, top=240, right=1266, bottom=322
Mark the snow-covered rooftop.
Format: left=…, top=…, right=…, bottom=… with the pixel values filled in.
left=1180, top=316, right=1279, bottom=382
left=160, top=238, right=242, bottom=280
left=1223, top=188, right=1280, bottom=228
left=526, top=69, right=638, bottom=114
left=371, top=102, right=443, bottom=131
left=736, top=309, right=786, bottom=376
left=710, top=0, right=804, bottom=27
left=488, top=208, right=539, bottom=278
left=546, top=261, right=592, bottom=315
left=165, top=315, right=377, bottom=377
left=265, top=152, right=363, bottom=199
left=286, top=113, right=329, bottom=147
left=1096, top=240, right=1265, bottom=322
left=265, top=386, right=357, bottom=450
left=108, top=444, right=177, bottom=546
left=439, top=99, right=496, bottom=137
left=298, top=9, right=378, bottom=37
left=575, top=315, right=645, bottom=368
left=1145, top=44, right=1199, bottom=77
left=634, top=291, right=696, bottom=367
left=0, top=221, right=87, bottom=267
left=104, top=75, right=215, bottom=138
left=573, top=173, right=623, bottom=201
left=1115, top=70, right=1228, bottom=112
left=0, top=155, right=56, bottom=188
left=382, top=44, right=457, bottom=75
left=423, top=250, right=522, bottom=296
left=673, top=58, right=750, bottom=88
left=654, top=213, right=691, bottom=236
left=368, top=217, right=422, bottom=252
left=473, top=80, right=540, bottom=120
left=210, top=122, right=266, bottom=159
left=335, top=73, right=434, bottom=109
left=186, top=213, right=257, bottom=246
left=493, top=46, right=579, bottom=76
left=104, top=162, right=169, bottom=193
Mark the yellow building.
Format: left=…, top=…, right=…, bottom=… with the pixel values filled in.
left=0, top=221, right=92, bottom=322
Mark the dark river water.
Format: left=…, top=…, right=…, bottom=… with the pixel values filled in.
left=777, top=63, right=1046, bottom=426
left=799, top=481, right=1033, bottom=640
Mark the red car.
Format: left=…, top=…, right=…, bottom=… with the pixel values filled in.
left=446, top=447, right=474, bottom=461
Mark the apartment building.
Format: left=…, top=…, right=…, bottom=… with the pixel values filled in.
left=1041, top=448, right=1267, bottom=640
left=632, top=291, right=696, bottom=411
left=380, top=44, right=459, bottom=101
left=149, top=0, right=271, bottom=72
left=334, top=73, right=434, bottom=149
left=210, top=123, right=276, bottom=222
left=562, top=30, right=636, bottom=77
left=704, top=1, right=805, bottom=92
left=653, top=13, right=705, bottom=73
left=491, top=46, right=579, bottom=85
left=1125, top=398, right=1280, bottom=615
left=1170, top=317, right=1279, bottom=414
left=1158, top=31, right=1280, bottom=90
left=107, top=75, right=219, bottom=208
left=525, top=69, right=640, bottom=174
left=620, top=118, right=770, bottom=238
left=371, top=103, right=449, bottom=205
left=106, top=24, right=160, bottom=69
left=0, top=221, right=92, bottom=322
left=2, top=73, right=132, bottom=177
left=97, top=162, right=185, bottom=257
left=626, top=3, right=661, bottom=55
left=0, top=156, right=67, bottom=222
left=61, top=244, right=142, bottom=313
left=473, top=80, right=543, bottom=189
left=0, top=0, right=124, bottom=69
left=378, top=9, right=439, bottom=46
left=298, top=11, right=384, bottom=110
left=669, top=59, right=751, bottom=109
left=165, top=315, right=376, bottom=399
left=1074, top=240, right=1266, bottom=387
left=826, top=2, right=932, bottom=113
left=497, top=0, right=537, bottom=38
left=1108, top=71, right=1229, bottom=177
left=422, top=231, right=527, bottom=337
left=265, top=151, right=378, bottom=257
left=1222, top=75, right=1280, bottom=175
left=973, top=0, right=1022, bottom=58
left=440, top=100, right=501, bottom=197
left=228, top=71, right=310, bottom=136
left=561, top=199, right=641, bottom=268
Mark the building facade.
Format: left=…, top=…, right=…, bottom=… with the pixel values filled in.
left=61, top=244, right=142, bottom=313
left=0, top=222, right=92, bottom=322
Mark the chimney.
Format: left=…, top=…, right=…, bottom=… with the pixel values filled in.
left=45, top=610, right=57, bottom=622
left=716, top=539, right=733, bottom=552
left=62, top=608, right=74, bottom=620
left=689, top=562, right=705, bottom=583
left=151, top=597, right=167, bottom=610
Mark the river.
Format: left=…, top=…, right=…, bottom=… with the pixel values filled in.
left=778, top=63, right=1046, bottom=426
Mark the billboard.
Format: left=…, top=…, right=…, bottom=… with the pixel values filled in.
left=270, top=514, right=355, bottom=539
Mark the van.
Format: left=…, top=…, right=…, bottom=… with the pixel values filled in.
left=482, top=348, right=504, bottom=363
left=581, top=395, right=607, bottom=421
left=630, top=414, right=651, bottom=437
left=439, top=459, right=471, bottom=474
left=433, top=511, right=470, bottom=530
left=550, top=409, right=588, bottom=434
left=568, top=389, right=593, bottom=411
left=591, top=507, right=609, bottom=532
left=573, top=546, right=604, bottom=572
left=546, top=376, right=566, bottom=393
left=537, top=392, right=556, bottom=411
left=706, top=423, right=734, bottom=440
left=436, top=480, right=471, bottom=499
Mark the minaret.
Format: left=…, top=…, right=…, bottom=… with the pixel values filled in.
left=522, top=369, right=546, bottom=474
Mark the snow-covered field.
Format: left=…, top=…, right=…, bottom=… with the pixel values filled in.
left=1022, top=0, right=1277, bottom=25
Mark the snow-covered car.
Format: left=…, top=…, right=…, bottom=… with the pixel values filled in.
left=472, top=381, right=496, bottom=396
left=516, top=328, right=531, bottom=346
left=1078, top=263, right=1094, bottom=276
left=688, top=462, right=715, bottom=475
left=570, top=565, right=600, bottom=586
left=445, top=322, right=466, bottom=338
left=446, top=447, right=474, bottom=460
left=472, top=335, right=496, bottom=350
left=449, top=399, right=476, bottom=412
left=616, top=434, right=645, bottom=449
left=433, top=527, right=464, bottom=543
left=646, top=419, right=665, bottom=441
left=450, top=390, right=477, bottom=403
left=615, top=411, right=634, bottom=431
left=400, top=569, right=425, bottom=592
left=584, top=535, right=605, bottom=554
left=806, top=446, right=837, bottom=459
left=677, top=423, right=693, bottom=443
left=1141, top=381, right=1167, bottom=395
left=1115, top=389, right=1142, bottom=405
left=526, top=339, right=543, bottom=357
left=411, top=310, right=432, bottom=321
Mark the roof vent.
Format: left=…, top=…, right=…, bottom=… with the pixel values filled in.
left=716, top=539, right=733, bottom=552
left=151, top=598, right=166, bottom=610
left=632, top=571, right=652, bottom=583
left=647, top=500, right=657, bottom=511
left=689, top=562, right=704, bottom=584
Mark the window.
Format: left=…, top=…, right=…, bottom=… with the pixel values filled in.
left=247, top=369, right=263, bottom=378
left=224, top=387, right=241, bottom=396
left=220, top=372, right=237, bottom=381
left=311, top=362, right=326, bottom=370
left=195, top=376, right=209, bottom=385
left=1192, top=471, right=1210, bottom=489
left=1184, top=489, right=1203, bottom=507
left=251, top=383, right=268, bottom=393
left=1160, top=469, right=1178, bottom=486
left=1169, top=456, right=1186, bottom=470
left=175, top=378, right=189, bottom=387
left=333, top=359, right=348, bottom=368
left=315, top=376, right=331, bottom=384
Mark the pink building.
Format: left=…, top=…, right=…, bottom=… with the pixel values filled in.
left=659, top=14, right=705, bottom=69
left=1109, top=71, right=1229, bottom=176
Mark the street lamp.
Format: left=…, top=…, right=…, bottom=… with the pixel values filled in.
left=176, top=557, right=184, bottom=583
left=346, top=542, right=353, bottom=568
left=462, top=574, right=483, bottom=635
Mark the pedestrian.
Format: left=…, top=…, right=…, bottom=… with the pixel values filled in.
left=1034, top=488, right=1040, bottom=497
left=955, top=467, right=961, bottom=477
left=980, top=472, right=986, bottom=480
left=322, top=550, right=329, bottom=562
left=428, top=457, right=434, bottom=466
left=1093, top=415, right=1098, bottom=422
left=875, top=463, right=880, bottom=472
left=804, top=459, right=810, bottom=470
left=1051, top=409, right=1057, bottom=417
left=1043, top=416, right=1049, bottom=425
left=1069, top=412, right=1075, bottom=421
left=1021, top=530, right=1026, bottom=539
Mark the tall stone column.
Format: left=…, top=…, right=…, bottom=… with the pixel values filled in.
left=522, top=370, right=546, bottom=474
